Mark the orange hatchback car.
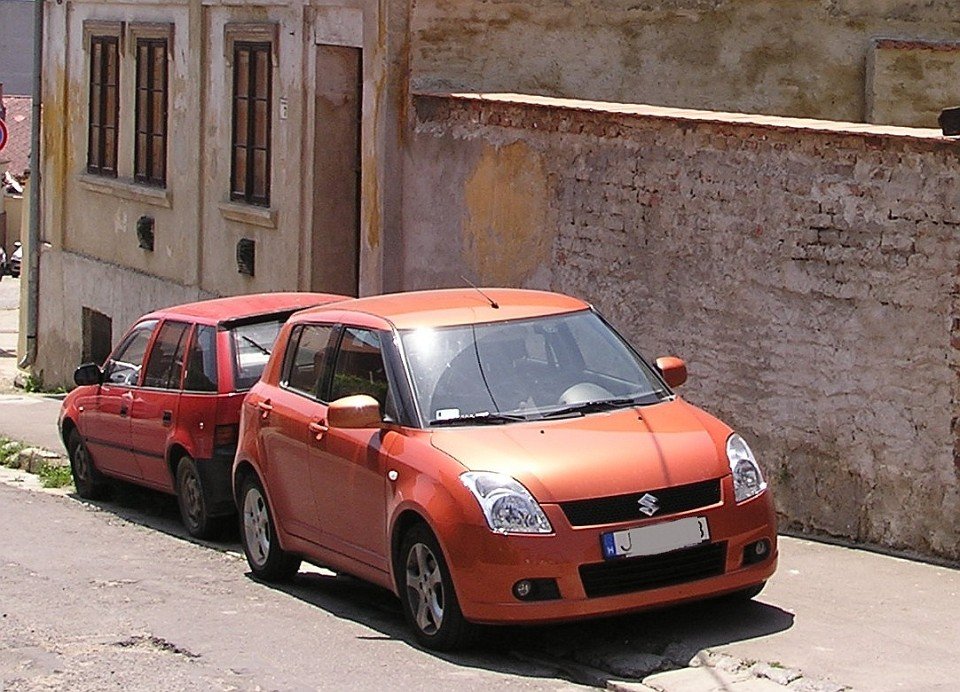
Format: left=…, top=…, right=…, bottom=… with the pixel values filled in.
left=234, top=288, right=777, bottom=649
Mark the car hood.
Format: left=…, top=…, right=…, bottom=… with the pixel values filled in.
left=429, top=398, right=730, bottom=503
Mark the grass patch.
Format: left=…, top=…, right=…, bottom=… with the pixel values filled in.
left=38, top=463, right=73, bottom=489
left=0, top=437, right=25, bottom=468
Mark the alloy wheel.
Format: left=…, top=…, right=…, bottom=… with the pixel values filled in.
left=243, top=486, right=272, bottom=569
left=405, top=542, right=445, bottom=635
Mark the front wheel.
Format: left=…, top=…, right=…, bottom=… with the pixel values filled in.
left=176, top=455, right=226, bottom=539
left=239, top=476, right=300, bottom=582
left=398, top=523, right=477, bottom=650
left=67, top=429, right=108, bottom=500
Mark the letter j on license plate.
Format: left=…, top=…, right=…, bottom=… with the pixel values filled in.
left=601, top=516, right=710, bottom=560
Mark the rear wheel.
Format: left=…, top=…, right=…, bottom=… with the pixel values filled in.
left=398, top=523, right=477, bottom=650
left=239, top=476, right=300, bottom=581
left=176, top=455, right=226, bottom=539
left=67, top=429, right=108, bottom=500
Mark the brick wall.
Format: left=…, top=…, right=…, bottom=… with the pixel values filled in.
left=404, top=93, right=960, bottom=561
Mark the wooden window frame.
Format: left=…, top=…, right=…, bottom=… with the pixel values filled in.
left=86, top=26, right=122, bottom=177
left=132, top=27, right=170, bottom=187
left=230, top=40, right=273, bottom=206
left=225, top=24, right=277, bottom=208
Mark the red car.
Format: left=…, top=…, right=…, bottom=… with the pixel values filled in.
left=233, top=288, right=777, bottom=649
left=59, top=292, right=346, bottom=538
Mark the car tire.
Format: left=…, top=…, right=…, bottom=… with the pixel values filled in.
left=67, top=429, right=109, bottom=500
left=239, top=475, right=301, bottom=582
left=175, top=455, right=225, bottom=539
left=398, top=523, right=477, bottom=651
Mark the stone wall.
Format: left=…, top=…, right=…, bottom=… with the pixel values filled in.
left=411, top=0, right=960, bottom=127
left=404, top=92, right=960, bottom=561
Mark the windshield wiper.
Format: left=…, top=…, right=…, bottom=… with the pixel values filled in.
left=430, top=411, right=528, bottom=427
left=541, top=394, right=659, bottom=419
left=241, top=335, right=272, bottom=356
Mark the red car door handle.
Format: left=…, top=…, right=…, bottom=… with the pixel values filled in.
left=162, top=410, right=173, bottom=425
left=257, top=400, right=273, bottom=419
left=308, top=421, right=328, bottom=440
left=119, top=405, right=128, bottom=416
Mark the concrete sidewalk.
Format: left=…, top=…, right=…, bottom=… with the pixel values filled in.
left=0, top=277, right=64, bottom=453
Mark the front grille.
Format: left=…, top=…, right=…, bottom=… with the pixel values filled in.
left=579, top=542, right=727, bottom=598
left=560, top=479, right=721, bottom=527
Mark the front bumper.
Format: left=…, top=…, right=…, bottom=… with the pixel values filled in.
left=442, top=479, right=777, bottom=625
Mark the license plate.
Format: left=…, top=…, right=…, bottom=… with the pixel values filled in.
left=601, top=516, right=710, bottom=560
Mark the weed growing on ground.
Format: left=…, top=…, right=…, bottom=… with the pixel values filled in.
left=21, top=373, right=44, bottom=393
left=0, top=437, right=25, bottom=468
left=37, top=463, right=72, bottom=489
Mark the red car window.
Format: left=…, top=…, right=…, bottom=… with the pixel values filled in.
left=183, top=324, right=219, bottom=392
left=103, top=319, right=158, bottom=386
left=329, top=328, right=389, bottom=407
left=143, top=321, right=191, bottom=389
left=283, top=324, right=336, bottom=399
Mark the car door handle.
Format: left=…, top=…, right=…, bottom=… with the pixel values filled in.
left=257, top=400, right=273, bottom=419
left=162, top=410, right=172, bottom=426
left=119, top=405, right=128, bottom=416
left=308, top=421, right=328, bottom=440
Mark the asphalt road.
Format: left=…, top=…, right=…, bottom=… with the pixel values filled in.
left=2, top=468, right=958, bottom=691
left=0, top=477, right=581, bottom=691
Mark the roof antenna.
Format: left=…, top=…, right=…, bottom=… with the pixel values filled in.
left=461, top=276, right=499, bottom=309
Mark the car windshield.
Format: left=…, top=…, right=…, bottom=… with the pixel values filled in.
left=400, top=310, right=669, bottom=426
left=230, top=319, right=286, bottom=390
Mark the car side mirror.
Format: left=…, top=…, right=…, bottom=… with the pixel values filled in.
left=327, top=394, right=383, bottom=429
left=655, top=356, right=687, bottom=388
left=74, top=362, right=104, bottom=387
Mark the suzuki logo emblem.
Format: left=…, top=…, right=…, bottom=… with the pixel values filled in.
left=638, top=493, right=660, bottom=517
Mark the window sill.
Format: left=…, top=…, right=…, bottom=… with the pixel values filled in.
left=79, top=174, right=172, bottom=208
left=218, top=200, right=277, bottom=229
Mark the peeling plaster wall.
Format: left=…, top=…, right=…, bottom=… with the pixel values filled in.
left=405, top=93, right=960, bottom=561
left=411, top=0, right=960, bottom=125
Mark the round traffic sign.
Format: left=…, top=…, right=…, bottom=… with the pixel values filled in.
left=0, top=118, right=7, bottom=153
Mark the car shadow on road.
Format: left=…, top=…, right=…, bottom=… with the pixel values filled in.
left=73, top=483, right=795, bottom=686
left=256, top=557, right=795, bottom=687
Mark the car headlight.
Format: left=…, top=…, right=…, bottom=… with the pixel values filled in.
left=727, top=433, right=767, bottom=503
left=460, top=471, right=553, bottom=534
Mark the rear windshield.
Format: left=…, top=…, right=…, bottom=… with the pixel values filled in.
left=229, top=318, right=286, bottom=390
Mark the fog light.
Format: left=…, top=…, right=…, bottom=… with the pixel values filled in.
left=512, top=578, right=561, bottom=601
left=743, top=539, right=771, bottom=565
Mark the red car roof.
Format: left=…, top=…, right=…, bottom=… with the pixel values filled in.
left=146, top=292, right=349, bottom=326
left=296, top=288, right=589, bottom=330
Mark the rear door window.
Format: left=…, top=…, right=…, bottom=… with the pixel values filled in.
left=142, top=321, right=191, bottom=389
left=184, top=325, right=219, bottom=392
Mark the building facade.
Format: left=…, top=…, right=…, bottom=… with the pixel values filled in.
left=36, top=0, right=408, bottom=382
